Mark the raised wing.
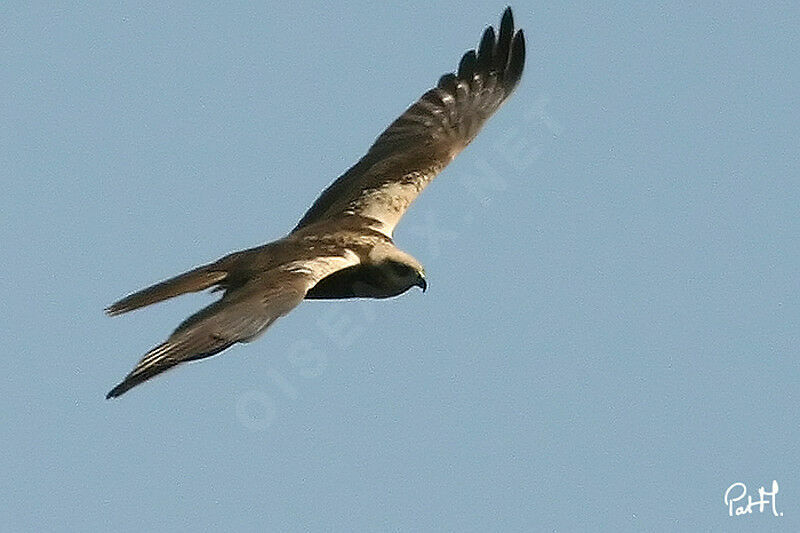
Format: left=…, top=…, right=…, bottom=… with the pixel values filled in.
left=106, top=253, right=357, bottom=398
left=294, top=7, right=525, bottom=237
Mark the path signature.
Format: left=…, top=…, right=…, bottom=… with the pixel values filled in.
left=724, top=480, right=782, bottom=517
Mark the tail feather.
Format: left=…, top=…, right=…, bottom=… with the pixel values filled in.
left=106, top=266, right=228, bottom=316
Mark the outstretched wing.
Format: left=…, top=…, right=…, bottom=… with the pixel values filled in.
left=294, top=7, right=525, bottom=237
left=106, top=254, right=356, bottom=398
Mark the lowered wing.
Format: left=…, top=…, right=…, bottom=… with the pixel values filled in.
left=106, top=253, right=358, bottom=398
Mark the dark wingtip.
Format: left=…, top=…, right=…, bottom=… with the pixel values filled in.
left=477, top=26, right=495, bottom=71
left=508, top=29, right=525, bottom=86
left=106, top=372, right=141, bottom=398
left=438, top=72, right=458, bottom=92
left=106, top=383, right=125, bottom=399
left=458, top=49, right=477, bottom=80
left=495, top=8, right=514, bottom=73
left=501, top=7, right=514, bottom=34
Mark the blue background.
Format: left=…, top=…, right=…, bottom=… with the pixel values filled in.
left=2, top=2, right=797, bottom=531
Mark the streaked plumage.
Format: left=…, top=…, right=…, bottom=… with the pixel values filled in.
left=106, top=8, right=525, bottom=398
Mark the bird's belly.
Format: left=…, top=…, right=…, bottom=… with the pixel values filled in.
left=305, top=264, right=404, bottom=299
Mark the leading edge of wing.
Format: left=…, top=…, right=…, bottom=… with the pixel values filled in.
left=293, top=7, right=525, bottom=233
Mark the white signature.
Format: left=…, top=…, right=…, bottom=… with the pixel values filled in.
left=724, top=480, right=783, bottom=517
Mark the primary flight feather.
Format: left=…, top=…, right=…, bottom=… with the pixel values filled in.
left=106, top=7, right=525, bottom=398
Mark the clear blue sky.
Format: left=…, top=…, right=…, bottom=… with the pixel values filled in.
left=2, top=2, right=798, bottom=531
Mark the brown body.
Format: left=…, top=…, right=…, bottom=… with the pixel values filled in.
left=106, top=8, right=525, bottom=398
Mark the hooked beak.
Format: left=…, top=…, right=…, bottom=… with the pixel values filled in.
left=415, top=272, right=427, bottom=293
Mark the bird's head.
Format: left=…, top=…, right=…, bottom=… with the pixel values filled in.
left=370, top=245, right=427, bottom=295
left=384, top=259, right=427, bottom=293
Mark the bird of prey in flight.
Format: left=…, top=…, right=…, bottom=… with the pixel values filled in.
left=106, top=7, right=525, bottom=398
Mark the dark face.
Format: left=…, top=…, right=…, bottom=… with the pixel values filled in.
left=305, top=260, right=426, bottom=300
left=384, top=260, right=427, bottom=293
